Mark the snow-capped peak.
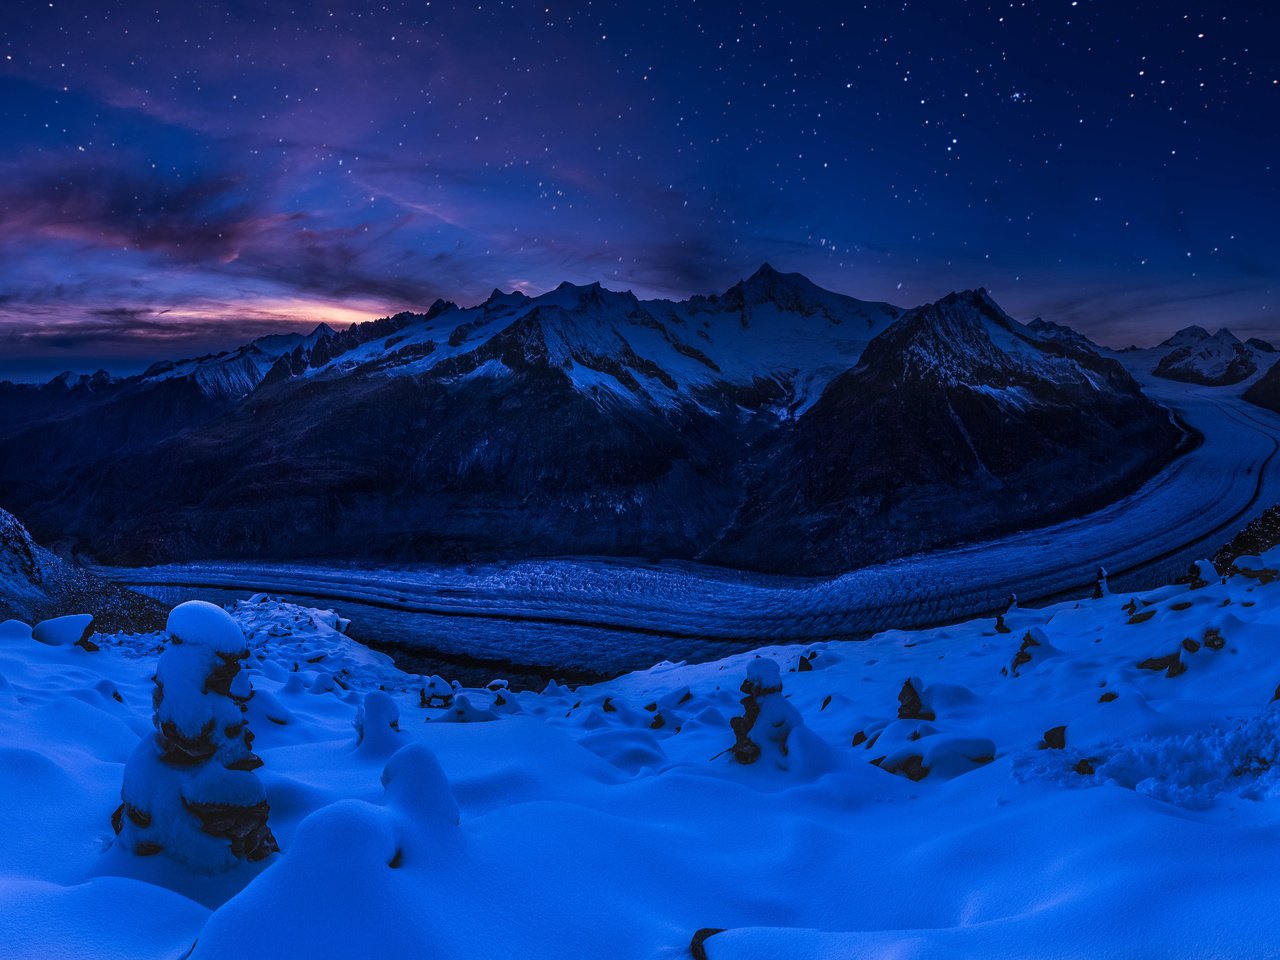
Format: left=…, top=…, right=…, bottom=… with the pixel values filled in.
left=1159, top=325, right=1214, bottom=348
left=289, top=269, right=904, bottom=414
left=855, top=288, right=1124, bottom=394
left=42, top=369, right=114, bottom=392
left=1024, top=317, right=1101, bottom=353
left=1153, top=326, right=1257, bottom=386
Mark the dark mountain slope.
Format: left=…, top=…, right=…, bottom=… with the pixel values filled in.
left=708, top=290, right=1186, bottom=573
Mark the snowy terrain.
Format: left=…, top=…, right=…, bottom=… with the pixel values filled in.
left=6, top=550, right=1280, bottom=957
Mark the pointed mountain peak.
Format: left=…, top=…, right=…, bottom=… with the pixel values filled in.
left=540, top=279, right=632, bottom=311
left=929, top=288, right=1015, bottom=328
left=425, top=298, right=458, bottom=320
left=481, top=288, right=530, bottom=315
left=1160, top=325, right=1212, bottom=348
left=554, top=279, right=599, bottom=292
left=724, top=263, right=827, bottom=307
left=1211, top=327, right=1241, bottom=343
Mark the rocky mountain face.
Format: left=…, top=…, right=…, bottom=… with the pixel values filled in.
left=709, top=290, right=1185, bottom=572
left=1151, top=326, right=1262, bottom=386
left=0, top=508, right=164, bottom=629
left=1243, top=358, right=1280, bottom=414
left=0, top=269, right=1183, bottom=574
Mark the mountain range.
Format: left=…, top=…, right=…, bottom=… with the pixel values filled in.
left=1149, top=325, right=1272, bottom=386
left=0, top=266, right=1191, bottom=573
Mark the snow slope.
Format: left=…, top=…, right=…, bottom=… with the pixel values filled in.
left=6, top=551, right=1280, bottom=957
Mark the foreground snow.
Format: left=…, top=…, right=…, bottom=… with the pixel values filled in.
left=5, top=556, right=1280, bottom=957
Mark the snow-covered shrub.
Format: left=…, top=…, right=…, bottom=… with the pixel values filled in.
left=728, top=658, right=805, bottom=768
left=433, top=693, right=497, bottom=723
left=419, top=674, right=454, bottom=708
left=1093, top=565, right=1110, bottom=599
left=1189, top=559, right=1218, bottom=589
left=112, top=601, right=278, bottom=872
left=355, top=690, right=402, bottom=755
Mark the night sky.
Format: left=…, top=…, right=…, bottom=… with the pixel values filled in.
left=0, top=1, right=1275, bottom=380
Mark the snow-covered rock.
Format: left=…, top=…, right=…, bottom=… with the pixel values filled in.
left=31, top=614, right=95, bottom=649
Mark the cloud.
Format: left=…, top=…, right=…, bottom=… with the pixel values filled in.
left=0, top=163, right=265, bottom=263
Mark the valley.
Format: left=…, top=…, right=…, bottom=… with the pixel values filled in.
left=96, top=378, right=1280, bottom=680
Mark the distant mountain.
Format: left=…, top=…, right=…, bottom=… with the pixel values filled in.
left=138, top=322, right=337, bottom=400
left=1025, top=317, right=1103, bottom=354
left=1151, top=327, right=1259, bottom=386
left=0, top=271, right=1182, bottom=574
left=710, top=290, right=1184, bottom=572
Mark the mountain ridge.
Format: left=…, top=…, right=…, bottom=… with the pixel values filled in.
left=0, top=269, right=1186, bottom=574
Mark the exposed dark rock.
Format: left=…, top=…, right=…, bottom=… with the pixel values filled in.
left=882, top=755, right=930, bottom=781
left=0, top=508, right=164, bottom=631
left=1137, top=651, right=1186, bottom=678
left=1008, top=630, right=1043, bottom=677
left=690, top=928, right=726, bottom=960
left=1213, top=502, right=1280, bottom=570
left=897, top=678, right=935, bottom=721
left=1040, top=725, right=1067, bottom=750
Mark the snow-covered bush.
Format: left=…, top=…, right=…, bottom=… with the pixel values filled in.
left=433, top=693, right=497, bottom=723
left=1093, top=565, right=1110, bottom=599
left=419, top=674, right=454, bottom=708
left=355, top=690, right=402, bottom=755
left=112, top=601, right=278, bottom=872
left=728, top=658, right=804, bottom=767
left=1189, top=559, right=1218, bottom=589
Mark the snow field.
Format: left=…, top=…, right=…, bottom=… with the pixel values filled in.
left=5, top=557, right=1280, bottom=956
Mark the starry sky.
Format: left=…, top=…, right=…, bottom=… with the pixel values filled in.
left=0, top=0, right=1275, bottom=380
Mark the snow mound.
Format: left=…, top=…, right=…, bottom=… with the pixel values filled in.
left=32, top=613, right=94, bottom=648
